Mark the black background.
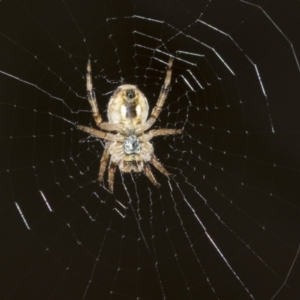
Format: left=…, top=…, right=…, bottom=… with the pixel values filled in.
left=1, top=0, right=300, bottom=299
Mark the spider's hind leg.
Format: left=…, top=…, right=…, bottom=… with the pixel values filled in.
left=86, top=60, right=102, bottom=127
left=135, top=57, right=174, bottom=135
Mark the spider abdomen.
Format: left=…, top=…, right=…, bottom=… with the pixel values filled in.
left=107, top=84, right=149, bottom=126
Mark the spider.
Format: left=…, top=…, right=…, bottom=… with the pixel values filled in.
left=77, top=58, right=182, bottom=192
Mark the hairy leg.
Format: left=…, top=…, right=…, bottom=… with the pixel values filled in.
left=144, top=164, right=160, bottom=187
left=77, top=125, right=124, bottom=142
left=98, top=145, right=110, bottom=183
left=86, top=61, right=129, bottom=135
left=135, top=58, right=173, bottom=134
left=108, top=161, right=117, bottom=192
left=150, top=155, right=170, bottom=177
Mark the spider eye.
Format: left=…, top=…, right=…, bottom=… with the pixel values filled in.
left=126, top=89, right=135, bottom=99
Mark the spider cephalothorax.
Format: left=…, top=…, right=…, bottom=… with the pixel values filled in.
left=77, top=58, right=182, bottom=192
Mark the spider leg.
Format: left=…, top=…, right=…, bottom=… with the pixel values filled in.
left=150, top=155, right=170, bottom=177
left=86, top=60, right=128, bottom=134
left=144, top=164, right=160, bottom=187
left=140, top=128, right=182, bottom=141
left=99, top=123, right=128, bottom=134
left=98, top=144, right=110, bottom=183
left=77, top=125, right=124, bottom=142
left=149, top=128, right=182, bottom=137
left=136, top=57, right=173, bottom=134
left=86, top=60, right=103, bottom=126
left=108, top=161, right=117, bottom=192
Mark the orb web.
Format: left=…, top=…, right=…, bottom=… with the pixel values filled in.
left=1, top=0, right=300, bottom=299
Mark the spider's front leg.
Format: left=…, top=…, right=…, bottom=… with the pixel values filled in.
left=108, top=161, right=117, bottom=192
left=98, top=145, right=110, bottom=183
left=144, top=164, right=160, bottom=187
left=139, top=128, right=182, bottom=142
left=150, top=155, right=170, bottom=177
left=143, top=155, right=172, bottom=188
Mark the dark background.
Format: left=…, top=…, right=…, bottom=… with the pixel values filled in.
left=1, top=0, right=300, bottom=299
